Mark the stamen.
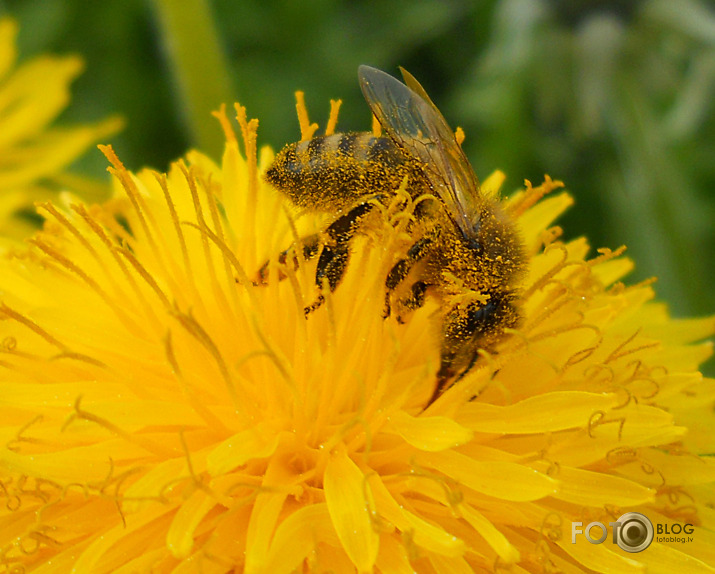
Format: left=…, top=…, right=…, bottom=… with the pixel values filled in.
left=587, top=246, right=628, bottom=267
left=509, top=176, right=565, bottom=217
left=561, top=338, right=603, bottom=369
left=248, top=314, right=294, bottom=392
left=49, top=351, right=107, bottom=367
left=96, top=205, right=135, bottom=248
left=294, top=92, right=319, bottom=141
left=212, top=104, right=238, bottom=146
left=540, top=512, right=563, bottom=543
left=36, top=202, right=108, bottom=274
left=66, top=396, right=178, bottom=458
left=0, top=303, right=66, bottom=351
left=325, top=99, right=342, bottom=136
left=70, top=204, right=132, bottom=278
left=115, top=245, right=171, bottom=310
left=180, top=161, right=227, bottom=317
left=518, top=291, right=575, bottom=335
left=152, top=172, right=196, bottom=297
left=198, top=169, right=240, bottom=313
left=587, top=411, right=625, bottom=440
left=99, top=145, right=161, bottom=259
left=163, top=331, right=227, bottom=431
left=519, top=243, right=570, bottom=302
left=170, top=309, right=243, bottom=416
left=180, top=221, right=252, bottom=292
left=605, top=329, right=660, bottom=364
left=6, top=415, right=44, bottom=452
left=71, top=203, right=162, bottom=328
left=234, top=104, right=260, bottom=239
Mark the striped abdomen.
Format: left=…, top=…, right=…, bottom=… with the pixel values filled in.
left=265, top=132, right=422, bottom=212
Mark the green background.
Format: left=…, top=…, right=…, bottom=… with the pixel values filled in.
left=1, top=0, right=714, bottom=333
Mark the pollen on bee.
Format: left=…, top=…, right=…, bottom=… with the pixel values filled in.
left=371, top=114, right=382, bottom=137
left=455, top=127, right=465, bottom=146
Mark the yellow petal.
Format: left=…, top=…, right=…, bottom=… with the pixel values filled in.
left=206, top=423, right=285, bottom=475
left=387, top=409, right=473, bottom=451
left=646, top=314, right=715, bottom=345
left=87, top=399, right=205, bottom=429
left=109, top=548, right=167, bottom=574
left=71, top=505, right=172, bottom=573
left=558, top=535, right=645, bottom=574
left=0, top=381, right=136, bottom=410
left=369, top=473, right=465, bottom=557
left=0, top=446, right=114, bottom=483
left=245, top=489, right=289, bottom=574
left=536, top=464, right=655, bottom=506
left=480, top=170, right=506, bottom=198
left=264, top=503, right=339, bottom=573
left=375, top=534, right=415, bottom=574
left=460, top=504, right=520, bottom=563
left=620, top=448, right=715, bottom=486
left=420, top=450, right=558, bottom=501
left=637, top=543, right=715, bottom=574
left=324, top=448, right=379, bottom=572
left=166, top=488, right=216, bottom=558
left=123, top=457, right=189, bottom=513
left=518, top=191, right=573, bottom=252
left=457, top=391, right=620, bottom=434
left=592, top=256, right=635, bottom=286
left=428, top=553, right=474, bottom=574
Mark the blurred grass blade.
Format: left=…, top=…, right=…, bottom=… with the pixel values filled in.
left=151, top=0, right=234, bottom=157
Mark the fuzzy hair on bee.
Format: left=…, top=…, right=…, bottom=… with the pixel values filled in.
left=262, top=66, right=525, bottom=404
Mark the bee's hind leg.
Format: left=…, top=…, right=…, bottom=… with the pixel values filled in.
left=305, top=200, right=377, bottom=315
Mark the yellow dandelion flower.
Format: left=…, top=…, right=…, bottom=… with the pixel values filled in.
left=0, top=91, right=714, bottom=574
left=0, top=18, right=122, bottom=240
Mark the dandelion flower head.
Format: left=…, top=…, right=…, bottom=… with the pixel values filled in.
left=0, top=90, right=714, bottom=572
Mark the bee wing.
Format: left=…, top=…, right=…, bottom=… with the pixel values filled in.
left=358, top=65, right=480, bottom=239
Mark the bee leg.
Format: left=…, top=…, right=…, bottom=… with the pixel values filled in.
left=395, top=280, right=428, bottom=323
left=383, top=233, right=436, bottom=319
left=305, top=201, right=376, bottom=315
left=430, top=358, right=456, bottom=405
left=253, top=234, right=320, bottom=285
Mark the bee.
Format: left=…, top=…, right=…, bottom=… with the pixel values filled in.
left=263, top=66, right=525, bottom=402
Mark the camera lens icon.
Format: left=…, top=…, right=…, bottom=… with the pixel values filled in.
left=614, top=512, right=654, bottom=553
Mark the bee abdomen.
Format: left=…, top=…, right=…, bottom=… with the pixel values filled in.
left=265, top=132, right=419, bottom=212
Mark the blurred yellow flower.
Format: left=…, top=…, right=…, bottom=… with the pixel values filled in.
left=0, top=99, right=713, bottom=573
left=0, top=18, right=122, bottom=240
